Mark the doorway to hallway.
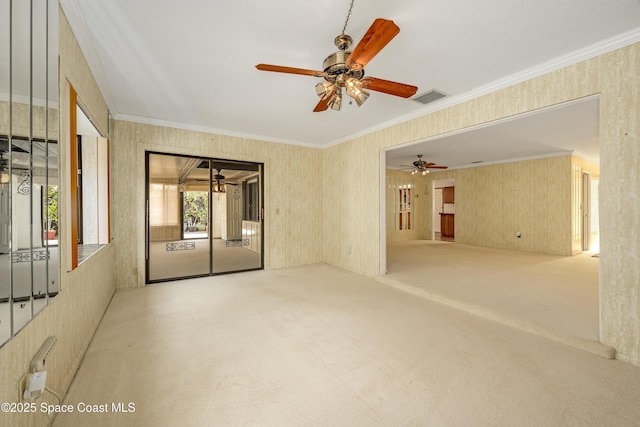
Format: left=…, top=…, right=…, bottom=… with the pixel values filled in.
left=145, top=152, right=263, bottom=283
left=433, top=179, right=455, bottom=242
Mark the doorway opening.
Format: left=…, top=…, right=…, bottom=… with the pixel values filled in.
left=380, top=96, right=601, bottom=346
left=581, top=172, right=600, bottom=253
left=145, top=152, right=263, bottom=283
left=433, top=179, right=455, bottom=242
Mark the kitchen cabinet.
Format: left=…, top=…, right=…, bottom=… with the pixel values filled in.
left=443, top=186, right=455, bottom=204
left=440, top=213, right=455, bottom=237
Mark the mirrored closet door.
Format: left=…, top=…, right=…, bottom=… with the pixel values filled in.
left=146, top=152, right=263, bottom=283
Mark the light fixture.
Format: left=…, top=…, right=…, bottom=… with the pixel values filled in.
left=213, top=182, right=225, bottom=193
left=310, top=0, right=372, bottom=111
left=330, top=89, right=342, bottom=111
left=0, top=155, right=8, bottom=184
left=408, top=154, right=446, bottom=175
left=212, top=169, right=226, bottom=193
left=256, top=0, right=419, bottom=112
left=315, top=81, right=335, bottom=98
left=345, top=77, right=370, bottom=106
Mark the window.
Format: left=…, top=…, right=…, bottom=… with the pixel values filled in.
left=70, top=86, right=111, bottom=268
left=149, top=184, right=179, bottom=226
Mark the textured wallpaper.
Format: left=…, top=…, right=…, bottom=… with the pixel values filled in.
left=455, top=155, right=572, bottom=255
left=111, top=121, right=323, bottom=289
left=0, top=101, right=59, bottom=139
left=324, top=44, right=640, bottom=365
left=387, top=155, right=573, bottom=255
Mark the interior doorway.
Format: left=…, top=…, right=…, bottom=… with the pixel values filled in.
left=582, top=172, right=600, bottom=252
left=381, top=97, right=601, bottom=346
left=433, top=179, right=455, bottom=242
left=145, top=152, right=263, bottom=283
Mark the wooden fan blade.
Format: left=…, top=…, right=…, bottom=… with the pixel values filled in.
left=347, top=19, right=400, bottom=69
left=361, top=77, right=417, bottom=98
left=313, top=87, right=336, bottom=112
left=428, top=166, right=448, bottom=169
left=256, top=64, right=327, bottom=77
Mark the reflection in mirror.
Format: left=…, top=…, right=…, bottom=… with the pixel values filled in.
left=75, top=105, right=109, bottom=264
left=0, top=0, right=59, bottom=347
left=147, top=153, right=263, bottom=283
left=0, top=140, right=9, bottom=344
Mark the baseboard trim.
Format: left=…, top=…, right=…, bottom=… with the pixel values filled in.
left=614, top=351, right=640, bottom=368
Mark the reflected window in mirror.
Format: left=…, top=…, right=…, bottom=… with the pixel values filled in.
left=1, top=136, right=59, bottom=345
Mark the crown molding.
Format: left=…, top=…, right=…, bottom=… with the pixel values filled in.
left=60, top=0, right=640, bottom=151
left=114, top=113, right=320, bottom=148
left=60, top=0, right=119, bottom=116
left=321, top=26, right=640, bottom=149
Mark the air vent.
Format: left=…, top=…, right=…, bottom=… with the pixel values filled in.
left=412, top=89, right=447, bottom=105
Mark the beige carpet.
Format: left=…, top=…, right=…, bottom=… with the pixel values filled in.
left=380, top=241, right=604, bottom=356
left=53, top=263, right=640, bottom=427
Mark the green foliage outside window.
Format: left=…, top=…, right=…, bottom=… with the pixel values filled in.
left=183, top=191, right=208, bottom=231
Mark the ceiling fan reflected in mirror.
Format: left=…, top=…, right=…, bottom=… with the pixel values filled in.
left=212, top=169, right=226, bottom=193
left=400, top=155, right=448, bottom=175
left=255, top=0, right=417, bottom=112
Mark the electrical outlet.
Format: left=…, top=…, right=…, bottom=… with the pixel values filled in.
left=346, top=246, right=351, bottom=254
left=19, top=375, right=29, bottom=401
left=23, top=371, right=47, bottom=400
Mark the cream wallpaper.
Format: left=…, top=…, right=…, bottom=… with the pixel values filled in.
left=0, top=10, right=116, bottom=427
left=111, top=120, right=323, bottom=288
left=388, top=154, right=573, bottom=255
left=457, top=155, right=572, bottom=255
left=325, top=44, right=640, bottom=365
left=0, top=101, right=58, bottom=139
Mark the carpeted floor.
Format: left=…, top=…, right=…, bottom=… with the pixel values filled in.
left=53, top=261, right=640, bottom=427
left=381, top=240, right=603, bottom=355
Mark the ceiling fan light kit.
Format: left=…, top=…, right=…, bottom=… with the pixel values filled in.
left=256, top=0, right=417, bottom=112
left=403, top=154, right=449, bottom=175
left=212, top=169, right=226, bottom=193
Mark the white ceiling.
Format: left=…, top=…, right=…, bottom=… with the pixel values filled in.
left=59, top=0, right=640, bottom=168
left=386, top=96, right=600, bottom=170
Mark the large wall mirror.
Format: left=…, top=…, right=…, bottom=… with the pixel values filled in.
left=0, top=0, right=59, bottom=347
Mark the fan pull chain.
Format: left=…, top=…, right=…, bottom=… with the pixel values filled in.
left=341, top=0, right=356, bottom=35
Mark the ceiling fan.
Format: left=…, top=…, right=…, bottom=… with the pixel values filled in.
left=255, top=1, right=417, bottom=112
left=401, top=155, right=448, bottom=175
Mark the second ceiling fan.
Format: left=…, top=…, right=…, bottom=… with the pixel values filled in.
left=256, top=1, right=417, bottom=112
left=401, top=155, right=448, bottom=175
